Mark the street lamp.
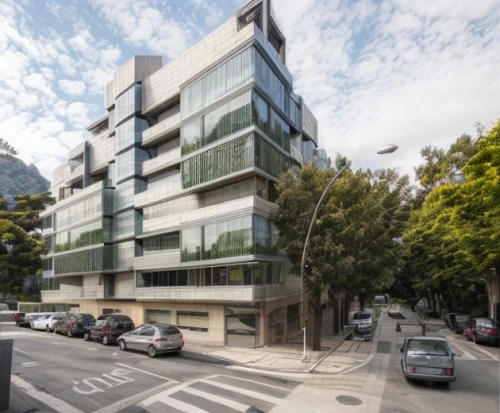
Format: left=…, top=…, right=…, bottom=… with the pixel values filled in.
left=300, top=145, right=399, bottom=359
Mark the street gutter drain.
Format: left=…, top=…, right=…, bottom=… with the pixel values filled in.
left=336, top=395, right=363, bottom=406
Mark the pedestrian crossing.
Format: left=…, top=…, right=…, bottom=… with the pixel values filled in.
left=138, top=374, right=295, bottom=413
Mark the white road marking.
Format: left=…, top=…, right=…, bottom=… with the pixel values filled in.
left=115, top=363, right=179, bottom=382
left=199, top=378, right=283, bottom=404
left=155, top=396, right=209, bottom=413
left=140, top=376, right=219, bottom=407
left=11, top=375, right=84, bottom=413
left=182, top=387, right=249, bottom=411
left=226, top=365, right=305, bottom=381
left=21, top=362, right=38, bottom=366
left=92, top=382, right=173, bottom=413
left=13, top=347, right=33, bottom=357
left=216, top=375, right=291, bottom=391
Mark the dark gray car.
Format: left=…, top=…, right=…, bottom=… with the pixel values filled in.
left=117, top=323, right=184, bottom=357
left=400, top=336, right=456, bottom=383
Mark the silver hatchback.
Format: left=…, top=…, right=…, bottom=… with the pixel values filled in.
left=117, top=323, right=184, bottom=358
left=400, top=336, right=456, bottom=383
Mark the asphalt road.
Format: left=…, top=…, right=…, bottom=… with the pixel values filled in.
left=378, top=322, right=500, bottom=413
left=1, top=322, right=298, bottom=413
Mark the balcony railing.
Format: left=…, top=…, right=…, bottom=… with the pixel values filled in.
left=142, top=112, right=181, bottom=146
left=135, top=284, right=285, bottom=302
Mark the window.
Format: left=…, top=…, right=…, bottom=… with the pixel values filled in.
left=212, top=267, right=228, bottom=286
left=181, top=227, right=202, bottom=262
left=229, top=266, right=242, bottom=285
left=204, top=216, right=252, bottom=260
left=140, top=327, right=155, bottom=336
left=143, top=232, right=180, bottom=251
left=145, top=310, right=171, bottom=324
left=181, top=118, right=202, bottom=156
left=177, top=311, right=209, bottom=332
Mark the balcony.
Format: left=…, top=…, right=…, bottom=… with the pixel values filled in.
left=41, top=289, right=83, bottom=301
left=135, top=284, right=285, bottom=302
left=142, top=148, right=181, bottom=177
left=290, top=144, right=303, bottom=164
left=142, top=112, right=181, bottom=147
left=135, top=250, right=181, bottom=270
left=66, top=163, right=84, bottom=185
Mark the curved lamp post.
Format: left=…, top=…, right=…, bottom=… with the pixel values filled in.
left=300, top=144, right=398, bottom=359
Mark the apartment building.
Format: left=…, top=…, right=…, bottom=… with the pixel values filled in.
left=40, top=0, right=326, bottom=347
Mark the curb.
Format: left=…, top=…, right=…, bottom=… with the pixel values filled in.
left=309, top=332, right=353, bottom=373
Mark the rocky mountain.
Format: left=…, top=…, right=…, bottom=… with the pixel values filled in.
left=0, top=158, right=50, bottom=203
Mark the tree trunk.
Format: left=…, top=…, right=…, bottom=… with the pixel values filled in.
left=312, top=302, right=322, bottom=351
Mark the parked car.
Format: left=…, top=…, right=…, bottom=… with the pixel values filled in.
left=43, top=313, right=67, bottom=332
left=20, top=313, right=47, bottom=328
left=444, top=312, right=461, bottom=330
left=465, top=317, right=500, bottom=345
left=400, top=335, right=456, bottom=383
left=117, top=323, right=184, bottom=357
left=14, top=312, right=26, bottom=325
left=350, top=311, right=374, bottom=339
left=84, top=314, right=135, bottom=345
left=54, top=313, right=96, bottom=337
left=30, top=314, right=53, bottom=330
left=449, top=314, right=470, bottom=334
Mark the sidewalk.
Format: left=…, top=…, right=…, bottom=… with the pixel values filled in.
left=184, top=332, right=359, bottom=373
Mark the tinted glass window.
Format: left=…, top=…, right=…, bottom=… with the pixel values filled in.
left=161, top=326, right=181, bottom=336
left=353, top=313, right=371, bottom=320
left=140, top=327, right=155, bottom=336
left=407, top=340, right=450, bottom=355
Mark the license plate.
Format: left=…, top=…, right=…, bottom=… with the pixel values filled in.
left=416, top=367, right=443, bottom=375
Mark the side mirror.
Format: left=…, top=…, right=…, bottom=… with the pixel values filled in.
left=451, top=352, right=455, bottom=358
left=400, top=348, right=404, bottom=353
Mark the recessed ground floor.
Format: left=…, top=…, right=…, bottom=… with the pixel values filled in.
left=41, top=294, right=303, bottom=348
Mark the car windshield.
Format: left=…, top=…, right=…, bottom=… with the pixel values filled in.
left=477, top=318, right=498, bottom=328
left=455, top=315, right=469, bottom=322
left=353, top=313, right=371, bottom=320
left=407, top=340, right=450, bottom=356
left=161, top=326, right=181, bottom=336
left=95, top=315, right=111, bottom=326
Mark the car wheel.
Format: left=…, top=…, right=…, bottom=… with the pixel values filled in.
left=103, top=335, right=109, bottom=346
left=46, top=325, right=51, bottom=332
left=118, top=340, right=126, bottom=351
left=67, top=330, right=73, bottom=338
left=465, top=331, right=471, bottom=341
left=83, top=333, right=90, bottom=341
left=148, top=345, right=157, bottom=358
left=53, top=327, right=58, bottom=334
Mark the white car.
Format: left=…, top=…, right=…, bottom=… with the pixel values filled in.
left=30, top=314, right=52, bottom=330
left=42, top=313, right=66, bottom=332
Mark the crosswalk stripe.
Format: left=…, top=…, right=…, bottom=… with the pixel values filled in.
left=199, top=378, right=282, bottom=405
left=216, top=375, right=291, bottom=391
left=182, top=387, right=249, bottom=412
left=158, top=396, right=210, bottom=413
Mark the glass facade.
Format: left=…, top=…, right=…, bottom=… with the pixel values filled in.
left=115, top=84, right=142, bottom=126
left=42, top=258, right=53, bottom=271
left=44, top=236, right=55, bottom=254
left=115, top=117, right=148, bottom=154
left=115, top=179, right=146, bottom=212
left=181, top=47, right=254, bottom=118
left=113, top=210, right=140, bottom=240
left=180, top=227, right=202, bottom=262
left=143, top=232, right=180, bottom=251
left=137, top=262, right=284, bottom=288
left=255, top=49, right=286, bottom=113
left=302, top=139, right=315, bottom=164
left=181, top=215, right=277, bottom=262
left=54, top=247, right=110, bottom=274
left=115, top=148, right=150, bottom=183
left=182, top=132, right=290, bottom=189
left=41, top=277, right=59, bottom=291
left=55, top=220, right=103, bottom=252
left=204, top=216, right=252, bottom=260
left=182, top=133, right=254, bottom=189
left=56, top=194, right=102, bottom=230
left=42, top=215, right=53, bottom=230
left=181, top=90, right=291, bottom=156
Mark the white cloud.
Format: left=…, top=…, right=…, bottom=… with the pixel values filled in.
left=22, top=73, right=56, bottom=100
left=90, top=0, right=192, bottom=59
left=58, top=79, right=86, bottom=96
left=66, top=101, right=97, bottom=129
left=58, top=54, right=77, bottom=76
left=68, top=30, right=94, bottom=53
left=272, top=0, right=500, bottom=181
left=16, top=93, right=40, bottom=110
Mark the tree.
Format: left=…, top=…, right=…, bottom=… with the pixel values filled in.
left=0, top=193, right=55, bottom=232
left=0, top=219, right=44, bottom=302
left=0, top=139, right=17, bottom=160
left=272, top=161, right=407, bottom=349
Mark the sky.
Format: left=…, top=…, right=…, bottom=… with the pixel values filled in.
left=1, top=0, right=499, bottom=183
